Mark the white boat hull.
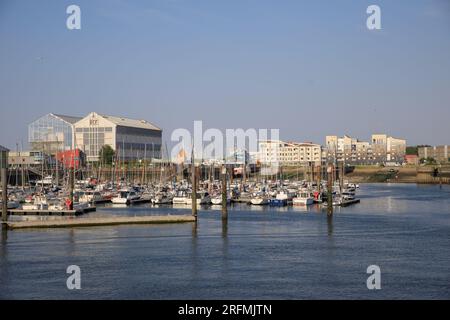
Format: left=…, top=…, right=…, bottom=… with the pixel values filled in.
left=250, top=198, right=269, bottom=205
left=293, top=197, right=314, bottom=206
left=172, top=197, right=188, bottom=205
left=111, top=197, right=129, bottom=204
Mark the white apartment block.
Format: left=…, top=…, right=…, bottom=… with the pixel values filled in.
left=325, top=134, right=406, bottom=164
left=258, top=140, right=322, bottom=166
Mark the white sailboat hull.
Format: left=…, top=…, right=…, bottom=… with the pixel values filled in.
left=250, top=198, right=269, bottom=205
left=293, top=197, right=314, bottom=206
left=172, top=197, right=188, bottom=205
left=111, top=197, right=129, bottom=204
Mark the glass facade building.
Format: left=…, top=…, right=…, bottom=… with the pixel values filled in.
left=28, top=114, right=81, bottom=154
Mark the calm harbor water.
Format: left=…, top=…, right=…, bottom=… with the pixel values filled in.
left=1, top=183, right=449, bottom=299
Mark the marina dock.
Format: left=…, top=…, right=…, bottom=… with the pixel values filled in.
left=7, top=206, right=96, bottom=216
left=3, top=214, right=196, bottom=229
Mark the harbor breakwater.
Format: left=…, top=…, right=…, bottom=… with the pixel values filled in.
left=280, top=165, right=450, bottom=184
left=344, top=166, right=450, bottom=184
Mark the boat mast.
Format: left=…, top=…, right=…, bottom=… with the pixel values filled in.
left=142, top=143, right=147, bottom=185
left=41, top=142, right=44, bottom=192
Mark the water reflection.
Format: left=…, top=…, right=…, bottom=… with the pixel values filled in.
left=221, top=219, right=229, bottom=273
left=1, top=224, right=7, bottom=244
left=0, top=225, right=9, bottom=295
left=111, top=204, right=128, bottom=209
left=190, top=220, right=199, bottom=281
left=221, top=219, right=228, bottom=238
left=327, top=214, right=333, bottom=237
left=246, top=205, right=269, bottom=212
left=191, top=220, right=198, bottom=238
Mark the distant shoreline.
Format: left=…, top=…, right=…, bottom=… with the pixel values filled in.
left=279, top=165, right=450, bottom=185
left=340, top=166, right=449, bottom=185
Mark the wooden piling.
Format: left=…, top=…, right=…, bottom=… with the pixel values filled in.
left=316, top=165, right=321, bottom=192
left=68, top=167, right=74, bottom=210
left=221, top=165, right=228, bottom=221
left=1, top=168, right=7, bottom=222
left=327, top=164, right=333, bottom=216
left=191, top=163, right=197, bottom=219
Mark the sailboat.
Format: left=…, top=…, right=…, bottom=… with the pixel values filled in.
left=292, top=190, right=314, bottom=206
left=186, top=191, right=211, bottom=205
left=173, top=190, right=189, bottom=205
left=111, top=189, right=141, bottom=204
left=151, top=191, right=173, bottom=205
left=250, top=192, right=270, bottom=205
left=211, top=192, right=231, bottom=205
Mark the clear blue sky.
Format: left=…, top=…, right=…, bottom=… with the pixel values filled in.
left=1, top=0, right=450, bottom=150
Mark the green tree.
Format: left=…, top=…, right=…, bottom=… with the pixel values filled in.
left=406, top=146, right=418, bottom=155
left=99, top=145, right=115, bottom=166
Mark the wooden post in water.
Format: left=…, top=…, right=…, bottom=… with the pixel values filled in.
left=230, top=166, right=234, bottom=186
left=21, top=162, right=25, bottom=190
left=316, top=165, right=321, bottom=192
left=327, top=164, right=333, bottom=216
left=1, top=146, right=9, bottom=222
left=221, top=164, right=228, bottom=221
left=1, top=168, right=7, bottom=222
left=68, top=167, right=74, bottom=210
left=191, top=163, right=197, bottom=219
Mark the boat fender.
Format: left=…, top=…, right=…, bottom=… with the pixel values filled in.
left=65, top=198, right=73, bottom=210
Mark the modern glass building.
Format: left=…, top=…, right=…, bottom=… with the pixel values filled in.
left=28, top=113, right=82, bottom=155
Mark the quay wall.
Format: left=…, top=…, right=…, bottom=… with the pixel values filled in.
left=261, top=165, right=450, bottom=184
left=344, top=166, right=450, bottom=184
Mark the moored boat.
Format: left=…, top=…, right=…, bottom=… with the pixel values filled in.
left=111, top=190, right=141, bottom=205
left=293, top=191, right=314, bottom=206
left=250, top=192, right=270, bottom=205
